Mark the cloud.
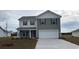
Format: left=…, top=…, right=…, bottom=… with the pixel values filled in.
left=0, top=10, right=10, bottom=22
left=54, top=10, right=79, bottom=22
left=61, top=21, right=79, bottom=32
left=62, top=21, right=79, bottom=28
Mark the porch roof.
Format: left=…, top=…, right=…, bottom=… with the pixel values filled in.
left=17, top=27, right=36, bottom=30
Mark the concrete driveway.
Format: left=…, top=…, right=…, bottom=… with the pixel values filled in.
left=36, top=39, right=79, bottom=49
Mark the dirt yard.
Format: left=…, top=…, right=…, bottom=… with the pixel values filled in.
left=0, top=38, right=37, bottom=49
left=62, top=35, right=79, bottom=45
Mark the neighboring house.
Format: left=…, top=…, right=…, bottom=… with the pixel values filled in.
left=61, top=32, right=72, bottom=36
left=61, top=32, right=72, bottom=38
left=0, top=27, right=11, bottom=37
left=72, top=29, right=79, bottom=37
left=17, top=10, right=61, bottom=39
left=11, top=32, right=17, bottom=36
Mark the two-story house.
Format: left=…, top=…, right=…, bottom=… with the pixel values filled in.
left=17, top=10, right=61, bottom=39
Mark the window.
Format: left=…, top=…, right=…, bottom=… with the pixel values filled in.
left=23, top=21, right=27, bottom=25
left=51, top=18, right=57, bottom=24
left=30, top=20, right=35, bottom=25
left=40, top=19, right=46, bottom=25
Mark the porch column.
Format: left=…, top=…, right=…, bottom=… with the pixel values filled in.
left=36, top=30, right=38, bottom=38
left=29, top=30, right=31, bottom=38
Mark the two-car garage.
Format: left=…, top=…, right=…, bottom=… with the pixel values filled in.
left=39, top=30, right=59, bottom=39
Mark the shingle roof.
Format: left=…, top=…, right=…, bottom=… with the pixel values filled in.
left=19, top=16, right=36, bottom=20
left=17, top=27, right=36, bottom=30
left=18, top=10, right=61, bottom=20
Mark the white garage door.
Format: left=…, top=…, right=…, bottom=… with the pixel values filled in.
left=39, top=30, right=59, bottom=39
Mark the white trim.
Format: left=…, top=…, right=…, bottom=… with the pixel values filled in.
left=29, top=30, right=31, bottom=38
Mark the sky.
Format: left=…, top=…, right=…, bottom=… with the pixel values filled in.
left=0, top=10, right=79, bottom=33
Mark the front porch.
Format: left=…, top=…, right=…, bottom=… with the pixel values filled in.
left=17, top=30, right=37, bottom=39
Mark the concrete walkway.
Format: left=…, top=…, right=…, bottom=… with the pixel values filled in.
left=36, top=39, right=79, bottom=49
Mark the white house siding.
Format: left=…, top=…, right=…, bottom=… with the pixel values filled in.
left=19, top=19, right=37, bottom=27
left=72, top=32, right=79, bottom=37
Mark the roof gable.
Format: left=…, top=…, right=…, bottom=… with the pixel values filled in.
left=37, top=10, right=61, bottom=18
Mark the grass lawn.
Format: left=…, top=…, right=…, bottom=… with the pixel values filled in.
left=0, top=39, right=37, bottom=49
left=62, top=35, right=79, bottom=45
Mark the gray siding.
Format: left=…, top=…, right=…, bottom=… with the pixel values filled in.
left=37, top=18, right=59, bottom=30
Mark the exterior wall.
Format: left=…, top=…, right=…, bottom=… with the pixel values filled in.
left=19, top=17, right=37, bottom=28
left=37, top=18, right=59, bottom=30
left=72, top=32, right=79, bottom=37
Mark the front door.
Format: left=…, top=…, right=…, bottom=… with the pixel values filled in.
left=31, top=30, right=36, bottom=38
left=20, top=30, right=29, bottom=38
left=25, top=31, right=29, bottom=38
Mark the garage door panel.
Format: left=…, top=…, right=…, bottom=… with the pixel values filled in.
left=39, top=30, right=59, bottom=39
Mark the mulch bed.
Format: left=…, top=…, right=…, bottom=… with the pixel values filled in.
left=62, top=36, right=79, bottom=45
left=0, top=39, right=37, bottom=49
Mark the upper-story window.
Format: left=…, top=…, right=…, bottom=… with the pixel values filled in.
left=40, top=19, right=46, bottom=25
left=30, top=20, right=35, bottom=25
left=23, top=21, right=27, bottom=25
left=51, top=18, right=57, bottom=24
